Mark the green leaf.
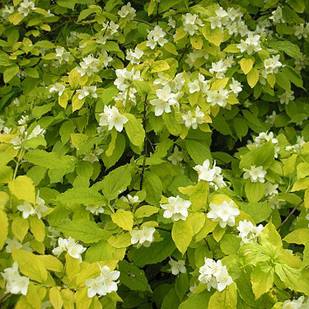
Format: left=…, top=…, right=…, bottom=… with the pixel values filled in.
left=245, top=182, right=265, bottom=202
left=9, top=175, right=36, bottom=204
left=99, top=164, right=132, bottom=201
left=201, top=25, right=223, bottom=46
left=3, top=65, right=19, bottom=83
left=111, top=209, right=134, bottom=231
left=251, top=265, right=274, bottom=299
left=287, top=0, right=305, bottom=13
left=239, top=58, right=254, bottom=74
left=284, top=229, right=309, bottom=245
left=24, top=150, right=76, bottom=170
left=124, top=114, right=145, bottom=147
left=151, top=60, right=170, bottom=73
left=128, top=231, right=175, bottom=267
left=239, top=201, right=272, bottom=224
left=119, top=260, right=152, bottom=292
left=12, top=249, right=48, bottom=282
left=247, top=68, right=259, bottom=88
left=220, top=234, right=240, bottom=255
left=56, top=219, right=108, bottom=243
left=56, top=187, right=105, bottom=206
left=268, top=40, right=301, bottom=59
left=0, top=210, right=8, bottom=250
left=185, top=140, right=211, bottom=165
left=179, top=292, right=210, bottom=309
left=135, top=205, right=159, bottom=218
left=208, top=283, right=237, bottom=309
left=143, top=171, right=163, bottom=205
left=172, top=220, right=193, bottom=255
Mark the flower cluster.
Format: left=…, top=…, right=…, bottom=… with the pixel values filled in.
left=55, top=47, right=70, bottom=64
left=285, top=136, right=306, bottom=153
left=237, top=220, right=264, bottom=244
left=118, top=2, right=136, bottom=20
left=238, top=33, right=262, bottom=55
left=182, top=106, right=205, bottom=129
left=2, top=262, right=29, bottom=296
left=243, top=166, right=267, bottom=183
left=18, top=0, right=35, bottom=17
left=198, top=258, right=233, bottom=292
left=263, top=55, right=282, bottom=75
left=182, top=13, right=204, bottom=36
left=77, top=54, right=101, bottom=77
left=131, top=226, right=155, bottom=247
left=86, top=265, right=120, bottom=298
left=98, top=105, right=128, bottom=132
left=146, top=26, right=168, bottom=49
left=282, top=296, right=309, bottom=309
left=161, top=196, right=191, bottom=221
left=194, top=159, right=226, bottom=190
left=168, top=258, right=186, bottom=275
left=17, top=193, right=48, bottom=219
left=76, top=86, right=97, bottom=100
left=52, top=237, right=86, bottom=262
left=207, top=201, right=240, bottom=228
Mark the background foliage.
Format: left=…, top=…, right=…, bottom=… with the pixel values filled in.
left=0, top=0, right=309, bottom=308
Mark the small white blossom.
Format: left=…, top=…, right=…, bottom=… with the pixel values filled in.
left=114, top=68, right=142, bottom=92
left=280, top=90, right=294, bottom=105
left=207, top=88, right=229, bottom=107
left=185, top=50, right=208, bottom=68
left=207, top=201, right=240, bottom=228
left=269, top=7, right=284, bottom=24
left=265, top=183, right=278, bottom=197
left=150, top=85, right=178, bottom=116
left=76, top=86, right=97, bottom=100
left=229, top=78, right=242, bottom=96
left=168, top=17, right=176, bottom=28
left=77, top=54, right=101, bottom=76
left=182, top=13, right=204, bottom=36
left=168, top=146, right=184, bottom=165
left=18, top=0, right=35, bottom=17
left=295, top=23, right=309, bottom=40
left=209, top=57, right=234, bottom=79
left=49, top=84, right=65, bottom=96
left=2, top=262, right=29, bottom=296
left=243, top=166, right=267, bottom=183
left=265, top=111, right=277, bottom=125
left=209, top=7, right=229, bottom=30
left=237, top=220, right=264, bottom=244
left=86, top=265, right=120, bottom=298
left=264, top=55, right=282, bottom=75
left=52, top=237, right=86, bottom=262
left=99, top=105, right=128, bottom=132
left=182, top=106, right=205, bottom=129
left=161, top=196, right=191, bottom=221
left=86, top=205, right=105, bottom=215
left=131, top=226, right=155, bottom=247
left=126, top=47, right=143, bottom=64
left=282, top=296, right=308, bottom=309
left=237, top=33, right=262, bottom=55
left=118, top=2, right=136, bottom=20
left=198, top=258, right=233, bottom=292
left=28, top=125, right=45, bottom=140
left=55, top=47, right=70, bottom=64
left=17, top=201, right=36, bottom=219
left=285, top=136, right=306, bottom=153
left=5, top=238, right=32, bottom=253
left=1, top=5, right=14, bottom=19
left=169, top=258, right=186, bottom=275
left=146, top=26, right=168, bottom=49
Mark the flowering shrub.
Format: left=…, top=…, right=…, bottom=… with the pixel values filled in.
left=0, top=0, right=309, bottom=308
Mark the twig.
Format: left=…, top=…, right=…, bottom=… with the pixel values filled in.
left=140, top=94, right=148, bottom=190
left=277, top=200, right=303, bottom=230
left=0, top=293, right=9, bottom=305
left=178, top=43, right=190, bottom=65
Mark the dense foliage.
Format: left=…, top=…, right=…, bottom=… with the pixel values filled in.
left=0, top=0, right=309, bottom=308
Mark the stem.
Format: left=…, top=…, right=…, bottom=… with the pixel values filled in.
left=140, top=94, right=148, bottom=190
left=0, top=293, right=9, bottom=305
left=277, top=200, right=303, bottom=231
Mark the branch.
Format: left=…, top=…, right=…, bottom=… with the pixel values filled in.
left=140, top=94, right=148, bottom=190
left=277, top=200, right=303, bottom=231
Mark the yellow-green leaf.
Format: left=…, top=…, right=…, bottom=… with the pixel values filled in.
left=38, top=255, right=63, bottom=273
left=124, top=113, right=145, bottom=147
left=3, top=65, right=19, bottom=83
left=0, top=210, right=8, bottom=250
left=111, top=209, right=134, bottom=231
left=151, top=60, right=170, bottom=73
left=49, top=287, right=63, bottom=309
left=208, top=282, right=237, bottom=309
left=12, top=216, right=29, bottom=242
left=9, top=175, right=36, bottom=204
left=29, top=216, right=45, bottom=242
left=201, top=26, right=223, bottom=46
left=72, top=94, right=85, bottom=112
left=247, top=68, right=259, bottom=88
left=172, top=220, right=193, bottom=255
left=239, top=58, right=254, bottom=74
left=190, top=36, right=203, bottom=49
left=135, top=206, right=159, bottom=218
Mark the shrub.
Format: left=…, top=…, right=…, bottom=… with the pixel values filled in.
left=0, top=0, right=309, bottom=308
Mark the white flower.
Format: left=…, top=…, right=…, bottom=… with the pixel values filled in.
left=55, top=47, right=70, bottom=64
left=76, top=86, right=97, bottom=100
left=1, top=5, right=14, bottom=19
left=18, top=0, right=35, bottom=16
left=131, top=226, right=155, bottom=247
left=182, top=13, right=204, bottom=36
left=28, top=125, right=45, bottom=140
left=209, top=7, right=229, bottom=30
left=169, top=258, right=186, bottom=275
left=188, top=73, right=210, bottom=94
left=168, top=146, right=184, bottom=165
left=114, top=68, right=142, bottom=92
left=265, top=111, right=276, bottom=125
left=2, top=262, right=29, bottom=296
left=265, top=183, right=278, bottom=197
left=150, top=85, right=178, bottom=116
left=237, top=33, right=262, bottom=55
left=207, top=201, right=240, bottom=228
left=146, top=26, right=168, bottom=49
left=52, top=237, right=68, bottom=257
left=280, top=90, right=294, bottom=105
left=66, top=237, right=86, bottom=262
left=118, top=2, right=136, bottom=20
left=237, top=220, right=264, bottom=244
left=282, top=296, right=306, bottom=309
left=185, top=50, right=208, bottom=68
left=182, top=106, right=205, bottom=129
left=49, top=84, right=65, bottom=96
left=86, top=205, right=105, bottom=215
left=86, top=265, right=120, bottom=298
left=198, top=258, right=233, bottom=292
left=99, top=105, right=128, bottom=132
left=207, top=88, right=229, bottom=107
left=77, top=54, right=101, bottom=76
left=243, top=166, right=267, bottom=183
left=161, top=196, right=191, bottom=221
left=294, top=23, right=309, bottom=40
left=100, top=50, right=113, bottom=67
left=17, top=201, right=36, bottom=219
left=264, top=55, right=282, bottom=75
left=285, top=136, right=306, bottom=153
left=18, top=115, right=29, bottom=125
left=209, top=57, right=234, bottom=79
left=168, top=17, right=176, bottom=28
left=229, top=78, right=242, bottom=96
left=5, top=238, right=32, bottom=253
left=126, top=47, right=143, bottom=64
left=269, top=7, right=284, bottom=24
